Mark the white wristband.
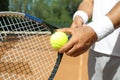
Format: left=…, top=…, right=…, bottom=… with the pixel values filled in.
left=87, top=16, right=114, bottom=41
left=73, top=10, right=88, bottom=23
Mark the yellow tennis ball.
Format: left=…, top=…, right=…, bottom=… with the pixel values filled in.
left=50, top=32, right=68, bottom=50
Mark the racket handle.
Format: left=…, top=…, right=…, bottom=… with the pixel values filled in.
left=68, top=35, right=71, bottom=40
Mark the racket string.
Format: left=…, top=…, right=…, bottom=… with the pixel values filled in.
left=0, top=15, right=58, bottom=80
left=0, top=36, right=57, bottom=79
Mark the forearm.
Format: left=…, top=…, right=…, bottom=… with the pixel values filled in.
left=78, top=0, right=93, bottom=19
left=107, top=1, right=120, bottom=29
left=73, top=0, right=93, bottom=24
left=87, top=1, right=120, bottom=40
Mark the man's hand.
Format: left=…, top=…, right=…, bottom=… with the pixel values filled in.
left=57, top=26, right=97, bottom=57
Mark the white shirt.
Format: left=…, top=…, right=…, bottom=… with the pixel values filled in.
left=91, top=0, right=120, bottom=56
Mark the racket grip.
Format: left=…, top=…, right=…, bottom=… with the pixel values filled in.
left=68, top=35, right=71, bottom=40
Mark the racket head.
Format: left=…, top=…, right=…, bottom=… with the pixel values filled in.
left=0, top=11, right=62, bottom=80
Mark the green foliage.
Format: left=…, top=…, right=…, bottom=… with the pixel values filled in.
left=9, top=0, right=82, bottom=28
left=0, top=0, right=9, bottom=11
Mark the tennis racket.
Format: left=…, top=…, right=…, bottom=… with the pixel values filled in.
left=0, top=11, right=63, bottom=80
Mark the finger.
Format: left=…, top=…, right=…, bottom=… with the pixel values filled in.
left=65, top=47, right=77, bottom=56
left=65, top=44, right=80, bottom=56
left=71, top=49, right=86, bottom=57
left=68, top=44, right=90, bottom=57
left=58, top=37, right=75, bottom=53
left=65, top=41, right=86, bottom=56
left=66, top=46, right=84, bottom=57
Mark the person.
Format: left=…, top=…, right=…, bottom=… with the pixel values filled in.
left=58, top=0, right=120, bottom=80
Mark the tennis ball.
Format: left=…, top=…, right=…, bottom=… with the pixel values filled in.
left=50, top=32, right=68, bottom=50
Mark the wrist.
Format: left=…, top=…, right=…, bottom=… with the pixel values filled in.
left=74, top=15, right=84, bottom=25
left=73, top=10, right=88, bottom=23
left=87, top=16, right=114, bottom=41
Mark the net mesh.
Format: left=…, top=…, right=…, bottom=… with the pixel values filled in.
left=0, top=15, right=57, bottom=80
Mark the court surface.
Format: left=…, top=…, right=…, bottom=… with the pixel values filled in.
left=54, top=51, right=89, bottom=80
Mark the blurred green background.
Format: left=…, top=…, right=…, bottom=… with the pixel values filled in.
left=0, top=0, right=82, bottom=28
